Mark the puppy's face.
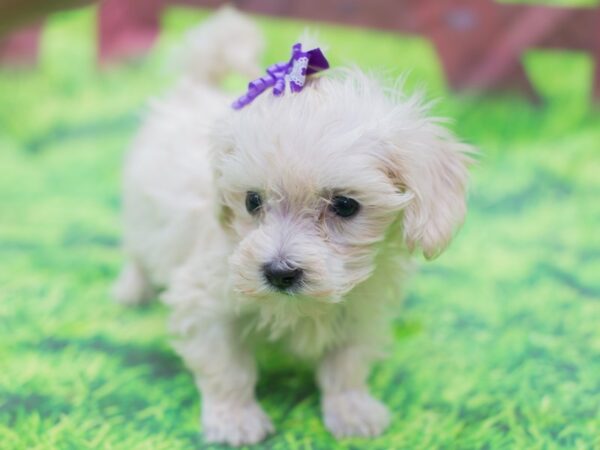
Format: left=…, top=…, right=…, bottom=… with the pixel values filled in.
left=217, top=144, right=409, bottom=302
left=212, top=71, right=472, bottom=303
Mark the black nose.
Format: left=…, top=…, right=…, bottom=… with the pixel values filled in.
left=263, top=263, right=303, bottom=291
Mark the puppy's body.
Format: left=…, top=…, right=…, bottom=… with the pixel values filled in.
left=120, top=81, right=228, bottom=288
left=115, top=9, right=472, bottom=447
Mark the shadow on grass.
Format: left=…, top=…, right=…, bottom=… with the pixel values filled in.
left=470, top=168, right=573, bottom=216
left=257, top=362, right=318, bottom=419
left=532, top=262, right=600, bottom=300
left=26, top=332, right=425, bottom=447
left=0, top=390, right=72, bottom=427
left=32, top=333, right=323, bottom=408
left=23, top=113, right=140, bottom=154
left=34, top=334, right=183, bottom=379
left=61, top=224, right=120, bottom=248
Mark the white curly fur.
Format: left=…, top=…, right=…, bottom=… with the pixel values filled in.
left=113, top=7, right=474, bottom=446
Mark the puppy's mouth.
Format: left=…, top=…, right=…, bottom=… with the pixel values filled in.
left=233, top=280, right=342, bottom=304
left=230, top=256, right=345, bottom=303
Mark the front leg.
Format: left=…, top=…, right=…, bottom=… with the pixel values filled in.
left=317, top=344, right=390, bottom=438
left=174, top=317, right=274, bottom=446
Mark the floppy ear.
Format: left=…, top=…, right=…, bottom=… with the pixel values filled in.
left=209, top=116, right=237, bottom=229
left=385, top=115, right=474, bottom=259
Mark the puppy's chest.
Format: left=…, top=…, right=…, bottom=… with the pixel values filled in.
left=239, top=301, right=349, bottom=359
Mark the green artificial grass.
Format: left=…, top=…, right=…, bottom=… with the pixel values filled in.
left=1, top=6, right=600, bottom=450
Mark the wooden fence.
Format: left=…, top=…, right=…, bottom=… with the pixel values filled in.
left=1, top=0, right=599, bottom=101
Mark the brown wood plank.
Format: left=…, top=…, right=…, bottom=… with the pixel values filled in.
left=0, top=23, right=41, bottom=66
left=462, top=7, right=574, bottom=91
left=2, top=0, right=599, bottom=102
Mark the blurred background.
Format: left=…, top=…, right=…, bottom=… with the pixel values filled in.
left=0, top=1, right=598, bottom=449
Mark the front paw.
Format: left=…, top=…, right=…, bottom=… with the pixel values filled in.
left=202, top=399, right=274, bottom=446
left=322, top=390, right=390, bottom=439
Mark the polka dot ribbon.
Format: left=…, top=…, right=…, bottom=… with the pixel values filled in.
left=232, top=43, right=330, bottom=110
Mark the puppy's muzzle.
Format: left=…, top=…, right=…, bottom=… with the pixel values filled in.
left=263, top=262, right=303, bottom=292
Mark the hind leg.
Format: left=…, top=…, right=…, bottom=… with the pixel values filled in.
left=112, top=260, right=154, bottom=306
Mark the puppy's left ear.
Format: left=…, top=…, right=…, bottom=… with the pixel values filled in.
left=384, top=111, right=474, bottom=259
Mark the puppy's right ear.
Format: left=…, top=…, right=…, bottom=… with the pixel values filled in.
left=209, top=118, right=236, bottom=228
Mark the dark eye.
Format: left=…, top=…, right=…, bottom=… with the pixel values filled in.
left=245, top=191, right=262, bottom=215
left=330, top=196, right=360, bottom=218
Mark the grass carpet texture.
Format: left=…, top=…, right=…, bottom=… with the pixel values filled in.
left=0, top=6, right=599, bottom=450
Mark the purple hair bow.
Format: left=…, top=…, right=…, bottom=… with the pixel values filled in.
left=232, top=43, right=330, bottom=110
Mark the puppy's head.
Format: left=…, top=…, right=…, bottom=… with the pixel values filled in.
left=211, top=69, right=473, bottom=303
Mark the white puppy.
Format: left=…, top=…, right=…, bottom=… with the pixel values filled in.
left=113, top=7, right=473, bottom=447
